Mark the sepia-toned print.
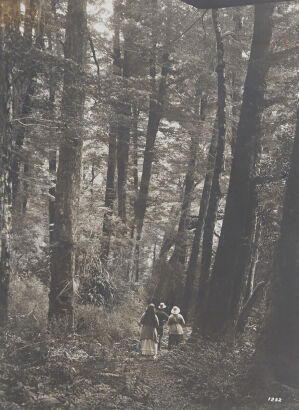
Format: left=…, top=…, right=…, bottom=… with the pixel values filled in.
left=0, top=0, right=298, bottom=408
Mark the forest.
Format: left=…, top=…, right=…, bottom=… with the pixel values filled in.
left=0, top=0, right=298, bottom=408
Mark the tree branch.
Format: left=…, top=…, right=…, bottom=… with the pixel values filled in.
left=236, top=281, right=266, bottom=333
left=88, top=31, right=100, bottom=77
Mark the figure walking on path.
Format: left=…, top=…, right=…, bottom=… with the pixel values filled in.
left=156, top=303, right=169, bottom=351
left=168, top=306, right=185, bottom=350
left=140, top=304, right=159, bottom=359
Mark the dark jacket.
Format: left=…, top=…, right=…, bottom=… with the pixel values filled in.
left=156, top=310, right=169, bottom=330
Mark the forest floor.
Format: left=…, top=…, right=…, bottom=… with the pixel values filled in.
left=1, top=315, right=299, bottom=409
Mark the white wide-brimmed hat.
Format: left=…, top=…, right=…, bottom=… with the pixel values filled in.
left=171, top=306, right=180, bottom=315
left=158, top=302, right=166, bottom=309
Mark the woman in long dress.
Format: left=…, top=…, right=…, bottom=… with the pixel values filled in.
left=140, top=304, right=159, bottom=358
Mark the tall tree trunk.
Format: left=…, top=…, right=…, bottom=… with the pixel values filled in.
left=133, top=50, right=169, bottom=281
left=100, top=2, right=120, bottom=263
left=134, top=50, right=170, bottom=244
left=230, top=8, right=243, bottom=154
left=101, top=128, right=117, bottom=264
left=183, top=117, right=218, bottom=317
left=158, top=205, right=180, bottom=262
left=49, top=148, right=56, bottom=245
left=116, top=98, right=130, bottom=223
left=254, top=105, right=299, bottom=385
left=0, top=24, right=12, bottom=327
left=116, top=1, right=135, bottom=224
left=170, top=92, right=207, bottom=266
left=48, top=0, right=87, bottom=330
left=200, top=4, right=274, bottom=338
left=133, top=0, right=170, bottom=281
left=48, top=90, right=57, bottom=246
left=48, top=5, right=58, bottom=246
left=169, top=135, right=197, bottom=265
left=11, top=0, right=40, bottom=210
left=22, top=1, right=44, bottom=214
left=132, top=103, right=139, bottom=198
left=194, top=8, right=227, bottom=328
left=11, top=75, right=35, bottom=208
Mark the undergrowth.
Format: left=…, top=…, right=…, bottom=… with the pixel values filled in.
left=2, top=277, right=299, bottom=409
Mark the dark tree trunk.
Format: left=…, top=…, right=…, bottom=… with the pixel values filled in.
left=128, top=103, right=140, bottom=270
left=254, top=105, right=299, bottom=385
left=101, top=129, right=117, bottom=264
left=169, top=136, right=197, bottom=265
left=0, top=25, right=12, bottom=327
left=134, top=50, right=170, bottom=242
left=132, top=103, right=139, bottom=197
left=194, top=8, right=227, bottom=328
left=159, top=206, right=180, bottom=262
left=24, top=0, right=35, bottom=44
left=133, top=50, right=169, bottom=282
left=116, top=98, right=130, bottom=223
left=183, top=118, right=218, bottom=317
left=100, top=4, right=120, bottom=263
left=22, top=160, right=29, bottom=212
left=170, top=93, right=207, bottom=266
left=116, top=4, right=135, bottom=224
left=48, top=6, right=58, bottom=246
left=11, top=0, right=42, bottom=210
left=133, top=0, right=166, bottom=248
left=11, top=75, right=35, bottom=207
left=49, top=147, right=57, bottom=245
left=231, top=8, right=243, bottom=154
left=200, top=4, right=274, bottom=338
left=48, top=0, right=87, bottom=330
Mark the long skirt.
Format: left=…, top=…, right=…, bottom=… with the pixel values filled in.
left=141, top=339, right=158, bottom=356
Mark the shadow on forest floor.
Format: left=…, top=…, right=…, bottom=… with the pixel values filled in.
left=1, top=323, right=299, bottom=409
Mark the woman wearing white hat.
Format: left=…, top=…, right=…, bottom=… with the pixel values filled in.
left=167, top=306, right=185, bottom=349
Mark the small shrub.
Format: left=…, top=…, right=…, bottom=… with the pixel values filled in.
left=75, top=289, right=144, bottom=345
left=9, top=276, right=48, bottom=333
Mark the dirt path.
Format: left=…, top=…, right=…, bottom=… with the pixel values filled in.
left=127, top=353, right=199, bottom=410
left=116, top=327, right=205, bottom=410
left=0, top=327, right=206, bottom=409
